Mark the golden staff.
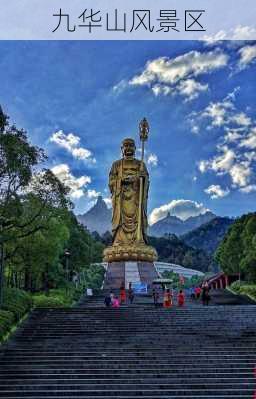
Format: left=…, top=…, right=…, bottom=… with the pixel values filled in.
left=137, top=117, right=149, bottom=242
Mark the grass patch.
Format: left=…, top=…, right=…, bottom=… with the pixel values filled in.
left=229, top=281, right=256, bottom=302
left=32, top=284, right=87, bottom=308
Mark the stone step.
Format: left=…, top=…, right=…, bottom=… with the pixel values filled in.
left=0, top=396, right=251, bottom=399
left=0, top=375, right=255, bottom=390
left=3, top=353, right=256, bottom=359
left=1, top=291, right=256, bottom=399
left=0, top=388, right=253, bottom=396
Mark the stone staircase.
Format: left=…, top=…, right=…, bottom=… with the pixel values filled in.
left=0, top=291, right=256, bottom=398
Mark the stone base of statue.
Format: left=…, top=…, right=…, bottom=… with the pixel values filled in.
left=103, top=242, right=158, bottom=263
left=103, top=260, right=159, bottom=290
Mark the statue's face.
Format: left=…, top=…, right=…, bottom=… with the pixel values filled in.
left=122, top=141, right=136, bottom=158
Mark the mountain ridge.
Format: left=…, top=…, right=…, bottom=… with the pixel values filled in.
left=149, top=211, right=216, bottom=237
left=182, top=216, right=234, bottom=255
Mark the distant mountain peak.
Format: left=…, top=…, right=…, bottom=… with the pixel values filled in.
left=77, top=196, right=112, bottom=235
left=149, top=211, right=216, bottom=237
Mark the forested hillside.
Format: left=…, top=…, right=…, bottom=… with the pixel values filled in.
left=148, top=235, right=213, bottom=272
left=182, top=217, right=234, bottom=254
left=216, top=213, right=256, bottom=281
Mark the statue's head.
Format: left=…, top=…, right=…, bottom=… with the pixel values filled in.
left=121, top=138, right=136, bottom=159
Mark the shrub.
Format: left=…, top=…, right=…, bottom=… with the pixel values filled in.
left=240, top=285, right=256, bottom=298
left=230, top=280, right=242, bottom=292
left=0, top=310, right=15, bottom=340
left=3, top=288, right=32, bottom=321
left=33, top=294, right=65, bottom=308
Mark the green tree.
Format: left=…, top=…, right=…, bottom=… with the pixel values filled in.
left=215, top=213, right=256, bottom=282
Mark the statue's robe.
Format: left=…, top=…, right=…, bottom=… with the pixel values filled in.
left=109, top=158, right=149, bottom=246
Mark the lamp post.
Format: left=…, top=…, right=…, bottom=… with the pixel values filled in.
left=0, top=217, right=5, bottom=308
left=0, top=241, right=4, bottom=308
left=64, top=249, right=70, bottom=292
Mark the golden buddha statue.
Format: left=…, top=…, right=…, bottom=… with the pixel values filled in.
left=103, top=120, right=157, bottom=263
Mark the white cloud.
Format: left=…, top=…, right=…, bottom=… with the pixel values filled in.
left=240, top=184, right=256, bottom=193
left=177, top=79, right=208, bottom=101
left=192, top=125, right=199, bottom=134
left=212, top=147, right=236, bottom=174
left=129, top=49, right=228, bottom=101
left=199, top=146, right=236, bottom=175
left=230, top=162, right=251, bottom=187
left=239, top=127, right=256, bottom=149
left=199, top=146, right=252, bottom=189
left=113, top=79, right=128, bottom=94
left=204, top=184, right=230, bottom=199
left=224, top=128, right=244, bottom=143
left=196, top=89, right=253, bottom=131
left=231, top=112, right=251, bottom=127
left=130, top=50, right=228, bottom=86
left=51, top=164, right=91, bottom=199
left=195, top=90, right=256, bottom=195
left=149, top=199, right=210, bottom=225
left=202, top=99, right=234, bottom=127
left=87, top=189, right=100, bottom=199
left=244, top=151, right=256, bottom=162
left=147, top=153, right=158, bottom=166
left=152, top=84, right=172, bottom=96
left=202, top=25, right=256, bottom=44
left=50, top=130, right=96, bottom=163
left=152, top=79, right=208, bottom=101
left=233, top=25, right=256, bottom=40
left=103, top=197, right=112, bottom=208
left=238, top=44, right=256, bottom=66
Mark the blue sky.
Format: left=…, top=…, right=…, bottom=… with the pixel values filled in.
left=0, top=40, right=256, bottom=223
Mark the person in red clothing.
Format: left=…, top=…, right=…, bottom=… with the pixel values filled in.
left=163, top=288, right=172, bottom=308
left=120, top=282, right=126, bottom=304
left=177, top=290, right=185, bottom=307
left=195, top=286, right=201, bottom=299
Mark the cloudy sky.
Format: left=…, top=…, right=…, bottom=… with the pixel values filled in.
left=0, top=40, right=256, bottom=224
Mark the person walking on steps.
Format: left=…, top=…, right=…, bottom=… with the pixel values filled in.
left=163, top=288, right=172, bottom=308
left=128, top=282, right=134, bottom=305
left=195, top=286, right=201, bottom=299
left=120, top=282, right=126, bottom=305
left=177, top=289, right=185, bottom=307
left=152, top=288, right=160, bottom=307
left=202, top=285, right=211, bottom=306
left=110, top=290, right=115, bottom=305
left=112, top=296, right=120, bottom=308
left=104, top=293, right=112, bottom=307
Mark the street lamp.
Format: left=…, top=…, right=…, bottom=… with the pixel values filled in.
left=64, top=249, right=70, bottom=290
left=0, top=218, right=5, bottom=308
left=0, top=241, right=4, bottom=308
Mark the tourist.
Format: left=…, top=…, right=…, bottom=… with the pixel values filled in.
left=120, top=283, right=126, bottom=305
left=163, top=288, right=172, bottom=308
left=128, top=283, right=134, bottom=304
left=104, top=294, right=111, bottom=307
left=190, top=287, right=195, bottom=300
left=112, top=296, right=120, bottom=308
left=202, top=286, right=211, bottom=306
left=195, top=286, right=201, bottom=299
left=177, top=290, right=185, bottom=307
left=152, top=288, right=160, bottom=307
left=110, top=290, right=115, bottom=305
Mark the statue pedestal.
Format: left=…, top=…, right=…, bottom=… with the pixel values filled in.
left=103, top=261, right=159, bottom=290
left=103, top=243, right=157, bottom=263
